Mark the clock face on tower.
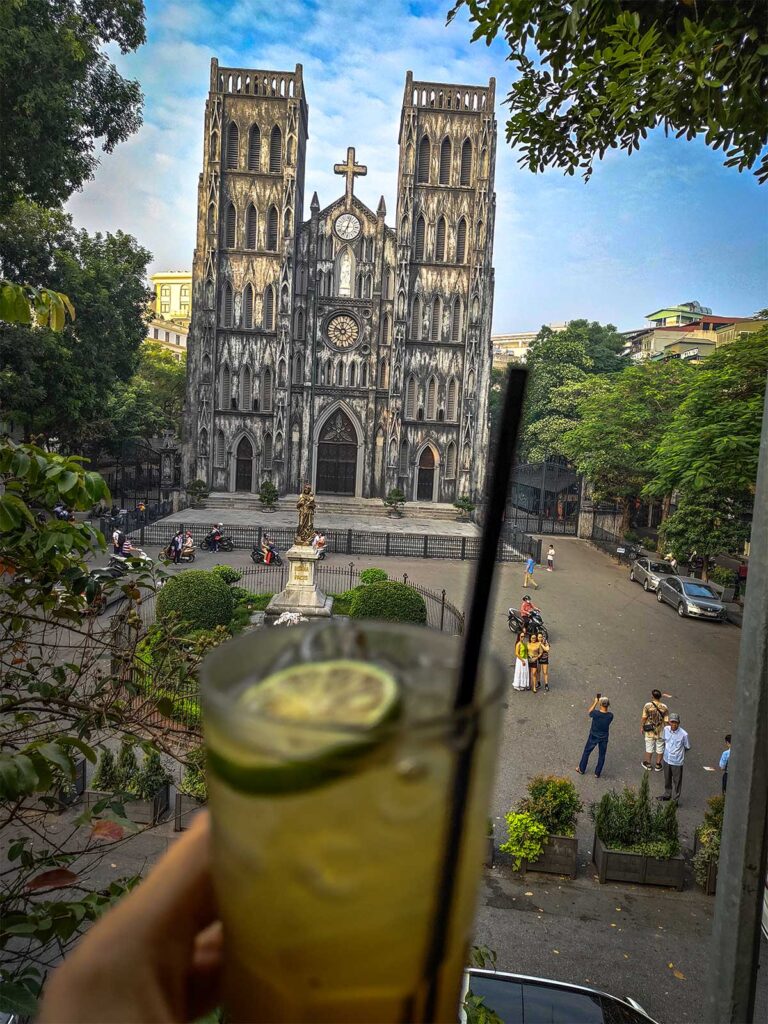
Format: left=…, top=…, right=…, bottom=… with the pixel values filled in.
left=334, top=212, right=361, bottom=241
left=326, top=313, right=360, bottom=350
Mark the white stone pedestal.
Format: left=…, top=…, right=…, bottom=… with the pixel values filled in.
left=265, top=545, right=333, bottom=620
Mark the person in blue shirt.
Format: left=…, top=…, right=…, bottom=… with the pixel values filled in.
left=523, top=554, right=539, bottom=590
left=576, top=695, right=614, bottom=778
left=719, top=734, right=731, bottom=794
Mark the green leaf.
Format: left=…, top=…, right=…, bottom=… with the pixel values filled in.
left=58, top=470, right=79, bottom=493
left=0, top=981, right=39, bottom=1016
left=0, top=281, right=32, bottom=325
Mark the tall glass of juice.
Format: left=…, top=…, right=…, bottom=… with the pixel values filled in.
left=201, top=619, right=505, bottom=1023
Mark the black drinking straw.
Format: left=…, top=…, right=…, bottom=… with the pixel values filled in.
left=419, top=366, right=528, bottom=1022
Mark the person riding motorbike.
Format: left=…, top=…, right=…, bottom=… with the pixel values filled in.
left=210, top=523, right=223, bottom=553
left=520, top=595, right=539, bottom=621
left=311, top=531, right=327, bottom=559
left=181, top=531, right=195, bottom=557
left=261, top=532, right=277, bottom=565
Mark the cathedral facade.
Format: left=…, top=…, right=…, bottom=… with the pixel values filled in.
left=183, top=60, right=497, bottom=502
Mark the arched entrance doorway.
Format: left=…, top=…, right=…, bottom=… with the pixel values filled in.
left=317, top=409, right=357, bottom=495
left=235, top=436, right=254, bottom=492
left=417, top=446, right=436, bottom=501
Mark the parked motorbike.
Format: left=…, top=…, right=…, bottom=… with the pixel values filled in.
left=508, top=607, right=548, bottom=640
left=108, top=549, right=152, bottom=574
left=251, top=543, right=283, bottom=566
left=200, top=530, right=235, bottom=552
left=53, top=503, right=75, bottom=522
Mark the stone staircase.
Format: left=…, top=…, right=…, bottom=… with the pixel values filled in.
left=207, top=493, right=463, bottom=522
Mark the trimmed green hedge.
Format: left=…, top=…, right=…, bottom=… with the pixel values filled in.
left=350, top=581, right=427, bottom=624
left=156, top=570, right=234, bottom=631
left=211, top=564, right=242, bottom=585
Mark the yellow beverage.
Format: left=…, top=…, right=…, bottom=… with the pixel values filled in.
left=201, top=622, right=504, bottom=1023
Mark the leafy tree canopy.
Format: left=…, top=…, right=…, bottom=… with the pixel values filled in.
left=660, top=489, right=753, bottom=562
left=105, top=343, right=186, bottom=444
left=452, top=0, right=768, bottom=182
left=0, top=0, right=146, bottom=212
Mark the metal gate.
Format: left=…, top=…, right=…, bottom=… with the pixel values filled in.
left=507, top=458, right=581, bottom=535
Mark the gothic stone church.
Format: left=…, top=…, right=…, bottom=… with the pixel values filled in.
left=183, top=60, right=497, bottom=502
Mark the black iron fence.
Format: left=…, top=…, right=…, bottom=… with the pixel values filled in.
left=131, top=521, right=540, bottom=563
left=99, top=498, right=182, bottom=542
left=590, top=522, right=639, bottom=566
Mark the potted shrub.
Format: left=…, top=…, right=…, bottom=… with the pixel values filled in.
left=133, top=749, right=172, bottom=825
left=693, top=795, right=724, bottom=895
left=87, top=743, right=171, bottom=826
left=499, top=811, right=548, bottom=870
left=511, top=775, right=582, bottom=878
left=259, top=479, right=279, bottom=512
left=383, top=487, right=406, bottom=517
left=591, top=772, right=684, bottom=889
left=186, top=479, right=209, bottom=507
left=453, top=495, right=476, bottom=520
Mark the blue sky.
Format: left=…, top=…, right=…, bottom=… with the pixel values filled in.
left=68, top=0, right=767, bottom=332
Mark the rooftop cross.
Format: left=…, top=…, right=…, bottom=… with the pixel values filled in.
left=333, top=147, right=367, bottom=208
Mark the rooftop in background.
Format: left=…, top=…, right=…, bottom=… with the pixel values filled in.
left=151, top=271, right=192, bottom=325
left=645, top=301, right=712, bottom=327
left=492, top=323, right=567, bottom=366
left=146, top=318, right=188, bottom=362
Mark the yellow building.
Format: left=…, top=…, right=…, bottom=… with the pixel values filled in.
left=492, top=323, right=567, bottom=366
left=151, top=271, right=192, bottom=323
left=715, top=318, right=767, bottom=347
left=146, top=319, right=188, bottom=361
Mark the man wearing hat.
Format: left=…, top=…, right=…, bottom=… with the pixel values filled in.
left=576, top=694, right=614, bottom=778
left=658, top=713, right=691, bottom=802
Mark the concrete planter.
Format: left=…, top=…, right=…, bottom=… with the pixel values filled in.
left=86, top=783, right=170, bottom=826
left=593, top=832, right=684, bottom=890
left=516, top=834, right=578, bottom=879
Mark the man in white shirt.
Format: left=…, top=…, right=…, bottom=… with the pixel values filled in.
left=658, top=713, right=690, bottom=803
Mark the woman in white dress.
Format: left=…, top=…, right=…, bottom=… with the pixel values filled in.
left=513, top=633, right=530, bottom=691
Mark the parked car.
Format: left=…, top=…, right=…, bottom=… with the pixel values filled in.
left=461, top=968, right=657, bottom=1023
left=656, top=575, right=727, bottom=621
left=629, top=557, right=679, bottom=592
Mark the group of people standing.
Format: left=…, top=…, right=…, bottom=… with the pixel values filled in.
left=512, top=596, right=551, bottom=693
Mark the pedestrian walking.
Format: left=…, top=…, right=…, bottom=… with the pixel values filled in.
left=527, top=633, right=542, bottom=693
left=658, top=713, right=690, bottom=802
left=576, top=695, right=613, bottom=778
left=719, top=734, right=731, bottom=794
left=546, top=544, right=555, bottom=571
left=170, top=530, right=184, bottom=565
left=537, top=633, right=551, bottom=692
left=512, top=633, right=530, bottom=691
left=640, top=689, right=669, bottom=772
left=523, top=554, right=539, bottom=589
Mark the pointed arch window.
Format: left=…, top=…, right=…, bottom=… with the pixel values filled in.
left=202, top=354, right=212, bottom=380
left=336, top=361, right=344, bottom=386
left=378, top=358, right=389, bottom=389
left=451, top=298, right=462, bottom=342
left=417, top=135, right=431, bottom=183
left=349, top=362, right=357, bottom=387
left=248, top=124, right=261, bottom=171
left=224, top=203, right=236, bottom=247
left=460, top=138, right=472, bottom=185
left=430, top=297, right=442, bottom=342
left=405, top=375, right=417, bottom=419
left=207, top=203, right=215, bottom=235
left=410, top=296, right=422, bottom=340
left=361, top=362, right=368, bottom=386
left=326, top=357, right=333, bottom=383
left=295, top=308, right=304, bottom=339
left=456, top=218, right=467, bottom=263
left=445, top=441, right=457, bottom=479
left=269, top=125, right=282, bottom=172
left=263, top=286, right=274, bottom=330
left=261, top=367, right=273, bottom=412
left=399, top=438, right=409, bottom=474
left=364, top=274, right=373, bottom=299
left=467, top=369, right=475, bottom=394
left=446, top=377, right=458, bottom=420
left=435, top=216, right=446, bottom=261
left=221, top=283, right=233, bottom=327
left=215, top=430, right=226, bottom=467
left=263, top=432, right=273, bottom=468
left=439, top=137, right=452, bottom=185
left=199, top=427, right=209, bottom=456
left=292, top=353, right=303, bottom=384
left=226, top=121, right=239, bottom=169
left=240, top=365, right=252, bottom=409
left=266, top=206, right=278, bottom=251
left=245, top=204, right=257, bottom=249
left=426, top=376, right=437, bottom=419
left=278, top=359, right=286, bottom=386
left=242, top=284, right=254, bottom=328
left=414, top=215, right=425, bottom=261
left=220, top=363, right=231, bottom=408
left=205, top=279, right=214, bottom=308
left=355, top=272, right=363, bottom=298
left=381, top=312, right=391, bottom=344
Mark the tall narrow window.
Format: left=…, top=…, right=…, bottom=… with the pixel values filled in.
left=245, top=204, right=257, bottom=249
left=292, top=354, right=303, bottom=384
left=199, top=427, right=209, bottom=455
left=248, top=124, right=261, bottom=170
left=202, top=354, right=211, bottom=380
left=266, top=206, right=278, bottom=251
left=361, top=362, right=368, bottom=386
left=426, top=376, right=437, bottom=419
left=261, top=367, right=273, bottom=411
left=405, top=375, right=417, bottom=419
left=296, top=309, right=304, bottom=338
left=378, top=358, right=389, bottom=388
left=445, top=441, right=457, bottom=478
left=221, top=284, right=233, bottom=327
left=226, top=121, right=239, bottom=169
left=460, top=138, right=472, bottom=185
left=417, top=135, right=430, bottom=183
left=278, top=359, right=286, bottom=386
left=439, top=137, right=452, bottom=184
left=336, top=362, right=344, bottom=386
left=467, top=369, right=475, bottom=394
left=430, top=297, right=442, bottom=342
left=446, top=377, right=458, bottom=420
left=399, top=438, right=409, bottom=474
left=205, top=279, right=214, bottom=308
left=410, top=297, right=422, bottom=340
left=349, top=362, right=357, bottom=387
left=242, top=284, right=253, bottom=328
left=451, top=298, right=462, bottom=342
left=225, top=203, right=236, bottom=247
left=326, top=358, right=333, bottom=383
left=220, top=363, right=231, bottom=407
left=263, top=286, right=274, bottom=330
left=215, top=430, right=225, bottom=467
left=456, top=218, right=467, bottom=263
left=435, top=217, right=446, bottom=261
left=263, top=432, right=273, bottom=467
left=414, top=215, right=425, bottom=261
left=381, top=312, right=391, bottom=343
left=207, top=203, right=215, bottom=234
left=269, top=125, right=282, bottom=172
left=241, top=365, right=252, bottom=408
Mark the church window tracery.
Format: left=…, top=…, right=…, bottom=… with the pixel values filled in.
left=220, top=363, right=231, bottom=408
left=426, top=376, right=437, bottom=419
left=241, top=365, right=252, bottom=408
left=446, top=377, right=459, bottom=420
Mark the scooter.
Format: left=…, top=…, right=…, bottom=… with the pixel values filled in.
left=53, top=503, right=75, bottom=522
left=508, top=607, right=548, bottom=640
left=200, top=530, right=235, bottom=552
left=162, top=540, right=196, bottom=562
left=251, top=543, right=283, bottom=566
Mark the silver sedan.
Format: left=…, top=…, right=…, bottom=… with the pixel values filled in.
left=656, top=575, right=727, bottom=621
left=629, top=557, right=678, bottom=592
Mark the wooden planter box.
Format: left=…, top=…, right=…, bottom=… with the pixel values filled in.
left=86, top=783, right=170, bottom=826
left=593, top=832, right=684, bottom=890
left=516, top=834, right=578, bottom=879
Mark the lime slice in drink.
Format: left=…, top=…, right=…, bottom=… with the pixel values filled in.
left=208, top=659, right=401, bottom=795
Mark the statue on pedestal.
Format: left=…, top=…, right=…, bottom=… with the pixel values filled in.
left=295, top=484, right=316, bottom=545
